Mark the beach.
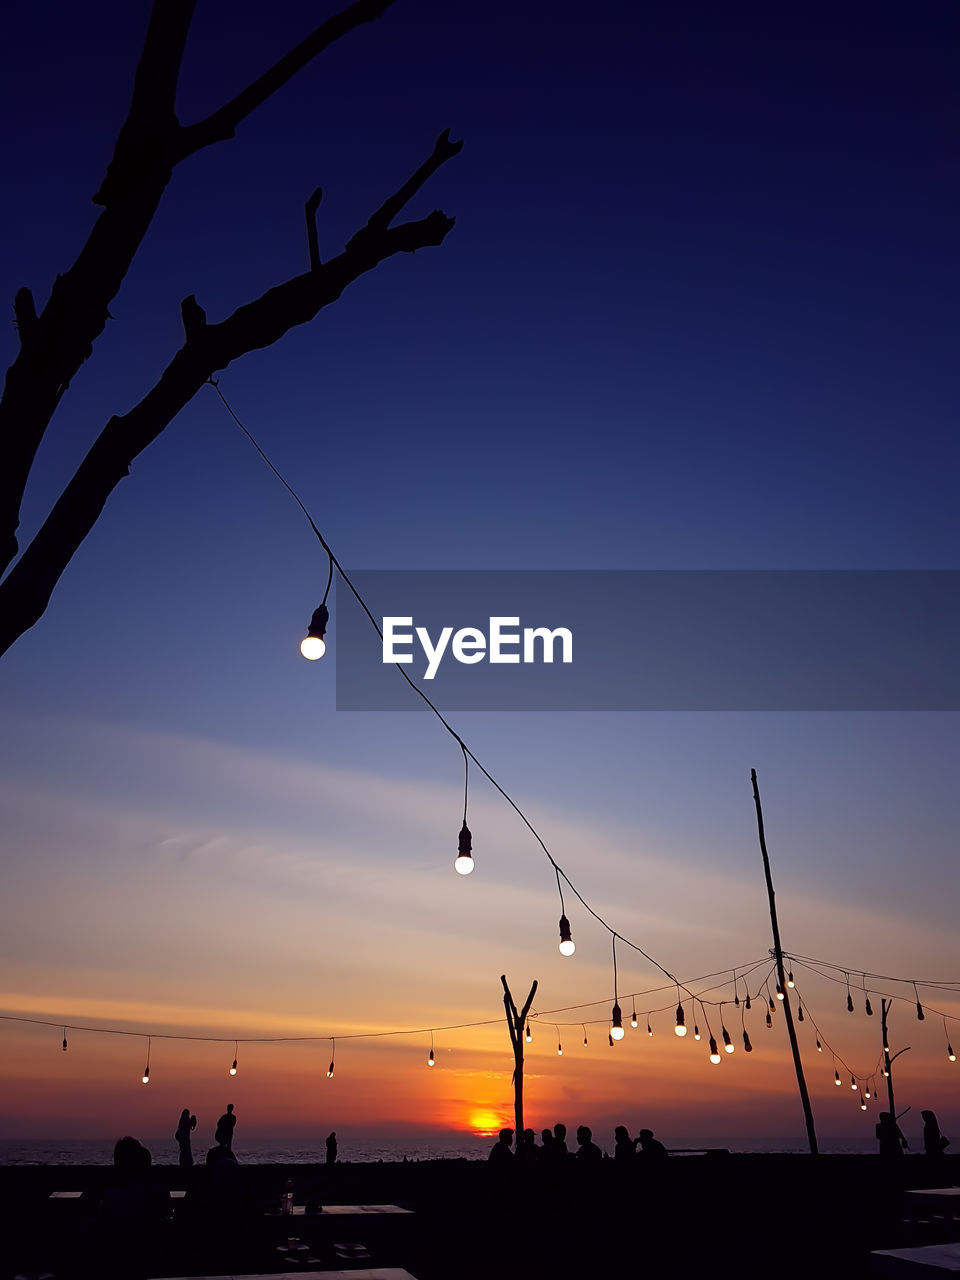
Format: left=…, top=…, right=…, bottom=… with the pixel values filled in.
left=2, top=1152, right=957, bottom=1279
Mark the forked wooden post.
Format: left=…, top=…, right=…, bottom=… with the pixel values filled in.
left=501, top=974, right=538, bottom=1140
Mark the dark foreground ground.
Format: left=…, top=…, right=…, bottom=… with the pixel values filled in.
left=1, top=1152, right=957, bottom=1280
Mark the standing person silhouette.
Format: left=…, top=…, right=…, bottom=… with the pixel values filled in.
left=325, top=1131, right=338, bottom=1165
left=921, top=1110, right=950, bottom=1158
left=215, top=1103, right=237, bottom=1151
left=552, top=1123, right=568, bottom=1157
left=175, top=1109, right=197, bottom=1168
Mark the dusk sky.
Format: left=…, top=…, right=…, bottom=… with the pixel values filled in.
left=0, top=1, right=957, bottom=1153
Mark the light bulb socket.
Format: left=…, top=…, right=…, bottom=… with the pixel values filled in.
left=458, top=823, right=472, bottom=857
left=306, top=603, right=329, bottom=641
left=327, top=1062, right=335, bottom=1077
left=611, top=1003, right=622, bottom=1030
left=916, top=1002, right=925, bottom=1021
left=675, top=1003, right=685, bottom=1028
left=742, top=1030, right=753, bottom=1052
left=865, top=997, right=873, bottom=1016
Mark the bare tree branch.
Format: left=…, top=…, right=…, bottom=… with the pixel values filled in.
left=0, top=0, right=401, bottom=579
left=305, top=188, right=324, bottom=269
left=347, top=129, right=462, bottom=252
left=0, top=155, right=457, bottom=656
left=178, top=0, right=395, bottom=157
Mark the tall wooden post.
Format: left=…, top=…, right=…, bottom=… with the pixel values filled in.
left=881, top=998, right=911, bottom=1121
left=750, top=769, right=819, bottom=1156
left=501, top=974, right=538, bottom=1140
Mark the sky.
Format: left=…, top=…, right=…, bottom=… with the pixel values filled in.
left=0, top=1, right=957, bottom=1154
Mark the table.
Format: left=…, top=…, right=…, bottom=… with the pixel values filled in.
left=154, top=1270, right=416, bottom=1279
left=49, top=1189, right=186, bottom=1199
left=871, top=1242, right=960, bottom=1274
left=291, top=1204, right=413, bottom=1216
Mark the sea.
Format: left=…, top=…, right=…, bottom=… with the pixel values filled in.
left=0, top=1135, right=879, bottom=1166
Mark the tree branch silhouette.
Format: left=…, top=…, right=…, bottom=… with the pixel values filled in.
left=0, top=0, right=456, bottom=652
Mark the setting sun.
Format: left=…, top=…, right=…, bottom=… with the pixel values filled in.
left=468, top=1109, right=507, bottom=1138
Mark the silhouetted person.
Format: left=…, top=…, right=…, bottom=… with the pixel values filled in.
left=635, top=1128, right=668, bottom=1163
left=552, top=1122, right=568, bottom=1157
left=98, top=1137, right=170, bottom=1273
left=575, top=1124, right=602, bottom=1164
left=921, top=1110, right=950, bottom=1158
left=175, top=1109, right=197, bottom=1168
left=539, top=1129, right=555, bottom=1161
left=517, top=1127, right=539, bottom=1170
left=614, top=1125, right=635, bottom=1165
left=326, top=1131, right=338, bottom=1165
left=215, top=1103, right=236, bottom=1150
left=876, top=1111, right=907, bottom=1158
left=488, top=1128, right=515, bottom=1211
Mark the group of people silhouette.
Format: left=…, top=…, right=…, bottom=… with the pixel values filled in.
left=174, top=1104, right=237, bottom=1168
left=876, top=1108, right=950, bottom=1159
left=489, top=1121, right=668, bottom=1172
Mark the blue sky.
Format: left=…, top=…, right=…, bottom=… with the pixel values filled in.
left=0, top=1, right=956, bottom=1144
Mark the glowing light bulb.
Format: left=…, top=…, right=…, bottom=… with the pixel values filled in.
left=742, top=1030, right=753, bottom=1052
left=775, top=983, right=784, bottom=1001
left=583, top=1034, right=588, bottom=1047
left=428, top=1049, right=435, bottom=1067
left=647, top=1021, right=653, bottom=1038
left=610, top=1003, right=625, bottom=1041
left=142, top=1066, right=150, bottom=1084
left=229, top=1059, right=238, bottom=1076
left=674, top=1004, right=687, bottom=1037
left=327, top=1062, right=335, bottom=1078
left=557, top=1042, right=563, bottom=1057
left=859, top=1094, right=867, bottom=1111
left=300, top=603, right=329, bottom=660
left=722, top=1027, right=734, bottom=1053
left=525, top=1024, right=532, bottom=1044
left=693, top=1025, right=701, bottom=1041
left=816, top=1039, right=823, bottom=1053
left=631, top=1011, right=638, bottom=1029
left=947, top=1043, right=956, bottom=1062
left=709, top=1036, right=721, bottom=1065
left=834, top=1070, right=842, bottom=1086
left=558, top=914, right=575, bottom=956
left=787, top=972, right=795, bottom=988
left=850, top=1076, right=857, bottom=1091
left=454, top=822, right=474, bottom=875
left=864, top=1087, right=871, bottom=1099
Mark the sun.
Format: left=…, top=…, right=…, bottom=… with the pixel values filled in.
left=468, top=1108, right=505, bottom=1137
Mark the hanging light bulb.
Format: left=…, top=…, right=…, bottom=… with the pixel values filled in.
left=525, top=1023, right=532, bottom=1044
left=229, top=1058, right=238, bottom=1076
left=765, top=1011, right=772, bottom=1028
left=834, top=1070, right=842, bottom=1086
left=557, top=1040, right=563, bottom=1057
left=797, top=1005, right=804, bottom=1022
left=865, top=996, right=873, bottom=1017
left=775, top=982, right=784, bottom=1001
left=646, top=1020, right=653, bottom=1037
left=859, top=1093, right=867, bottom=1111
left=142, top=1064, right=150, bottom=1085
left=787, top=971, right=795, bottom=988
left=850, top=1076, right=857, bottom=1091
left=722, top=1026, right=734, bottom=1054
left=300, top=602, right=329, bottom=660
left=709, top=1036, right=721, bottom=1065
left=882, top=1067, right=890, bottom=1077
left=864, top=1085, right=872, bottom=1099
left=609, top=1033, right=614, bottom=1047
left=693, top=1024, right=701, bottom=1041
left=742, top=1030, right=753, bottom=1053
left=327, top=1060, right=335, bottom=1078
left=768, top=995, right=776, bottom=1013
left=674, top=1004, right=687, bottom=1037
left=916, top=1001, right=925, bottom=1022
left=583, top=1032, right=588, bottom=1047
left=428, top=1048, right=435, bottom=1067
left=947, top=1043, right=956, bottom=1063
left=61, top=1029, right=68, bottom=1052
left=816, top=1038, right=823, bottom=1053
left=558, top=914, right=575, bottom=956
left=744, top=994, right=751, bottom=1011
left=846, top=993, right=854, bottom=1013
left=611, top=1004, right=625, bottom=1041
left=454, top=822, right=474, bottom=875
left=631, top=1008, right=638, bottom=1029
left=229, top=1040, right=238, bottom=1076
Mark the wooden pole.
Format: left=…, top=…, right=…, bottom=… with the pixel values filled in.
left=501, top=974, right=538, bottom=1141
left=881, top=998, right=911, bottom=1123
left=750, top=768, right=819, bottom=1156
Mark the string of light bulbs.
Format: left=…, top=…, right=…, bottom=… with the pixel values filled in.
left=208, top=378, right=701, bottom=1030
